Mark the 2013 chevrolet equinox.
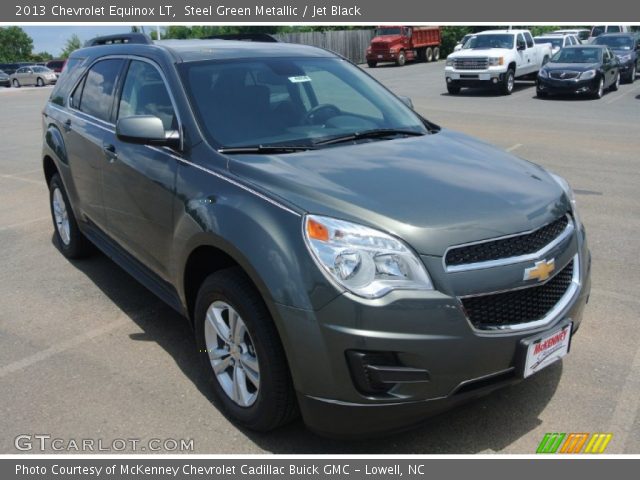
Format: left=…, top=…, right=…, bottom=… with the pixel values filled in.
left=42, top=34, right=591, bottom=436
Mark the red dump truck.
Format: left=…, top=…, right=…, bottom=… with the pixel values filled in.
left=366, top=26, right=442, bottom=67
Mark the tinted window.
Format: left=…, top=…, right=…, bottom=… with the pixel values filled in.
left=118, top=60, right=176, bottom=131
left=47, top=61, right=64, bottom=69
left=592, top=26, right=606, bottom=37
left=524, top=32, right=534, bottom=48
left=517, top=34, right=526, bottom=48
left=593, top=35, right=634, bottom=50
left=608, top=26, right=621, bottom=33
left=77, top=59, right=123, bottom=122
left=552, top=48, right=602, bottom=64
left=375, top=27, right=402, bottom=36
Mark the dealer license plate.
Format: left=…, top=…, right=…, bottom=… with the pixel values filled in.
left=523, top=323, right=572, bottom=378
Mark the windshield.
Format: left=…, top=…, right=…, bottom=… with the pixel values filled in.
left=593, top=36, right=634, bottom=50
left=464, top=34, right=514, bottom=50
left=375, top=27, right=402, bottom=36
left=180, top=57, right=428, bottom=149
left=535, top=37, right=563, bottom=49
left=551, top=48, right=602, bottom=64
left=33, top=66, right=51, bottom=73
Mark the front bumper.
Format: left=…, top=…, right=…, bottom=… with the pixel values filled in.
left=0, top=78, right=10, bottom=87
left=537, top=76, right=598, bottom=95
left=274, top=229, right=591, bottom=436
left=445, top=66, right=508, bottom=88
left=367, top=51, right=398, bottom=62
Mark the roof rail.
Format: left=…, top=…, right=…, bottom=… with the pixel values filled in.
left=203, top=33, right=279, bottom=43
left=85, top=33, right=153, bottom=47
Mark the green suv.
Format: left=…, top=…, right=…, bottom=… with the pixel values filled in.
left=42, top=34, right=591, bottom=436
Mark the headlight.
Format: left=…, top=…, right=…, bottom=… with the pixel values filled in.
left=446, top=57, right=454, bottom=67
left=488, top=57, right=504, bottom=66
left=549, top=172, right=582, bottom=229
left=303, top=215, right=433, bottom=298
left=538, top=68, right=548, bottom=78
left=389, top=47, right=397, bottom=53
left=580, top=69, right=596, bottom=80
left=618, top=54, right=632, bottom=63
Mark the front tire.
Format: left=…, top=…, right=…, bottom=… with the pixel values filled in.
left=610, top=73, right=620, bottom=91
left=501, top=69, right=515, bottom=95
left=627, top=65, right=636, bottom=83
left=194, top=268, right=298, bottom=432
left=12, top=79, right=19, bottom=88
left=36, top=77, right=44, bottom=87
left=48, top=174, right=92, bottom=259
left=367, top=60, right=377, bottom=68
left=592, top=77, right=605, bottom=99
left=447, top=83, right=461, bottom=94
left=396, top=50, right=406, bottom=66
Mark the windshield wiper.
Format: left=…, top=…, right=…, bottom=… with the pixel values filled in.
left=218, top=145, right=316, bottom=154
left=313, top=129, right=425, bottom=146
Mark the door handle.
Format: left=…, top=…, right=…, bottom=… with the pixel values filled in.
left=63, top=119, right=72, bottom=132
left=102, top=143, right=118, bottom=162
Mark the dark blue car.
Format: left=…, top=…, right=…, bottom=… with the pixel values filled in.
left=592, top=33, right=640, bottom=83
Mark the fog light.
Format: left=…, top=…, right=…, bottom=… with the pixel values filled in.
left=492, top=77, right=498, bottom=84
left=446, top=77, right=452, bottom=83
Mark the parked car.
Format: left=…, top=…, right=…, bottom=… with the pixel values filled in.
left=0, top=69, right=10, bottom=87
left=43, top=33, right=590, bottom=436
left=46, top=59, right=67, bottom=78
left=534, top=34, right=580, bottom=56
left=537, top=45, right=620, bottom=99
left=0, top=62, right=30, bottom=76
left=553, top=29, right=591, bottom=43
left=445, top=29, right=553, bottom=95
left=10, top=65, right=57, bottom=87
left=453, top=33, right=473, bottom=51
left=590, top=25, right=630, bottom=40
left=366, top=26, right=441, bottom=67
left=591, top=33, right=639, bottom=83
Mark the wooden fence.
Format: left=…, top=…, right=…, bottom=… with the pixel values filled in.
left=274, top=30, right=375, bottom=64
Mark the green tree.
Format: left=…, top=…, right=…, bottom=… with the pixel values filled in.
left=31, top=51, right=53, bottom=62
left=61, top=34, right=82, bottom=59
left=0, top=26, right=34, bottom=62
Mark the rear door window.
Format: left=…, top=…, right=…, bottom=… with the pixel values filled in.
left=75, top=59, right=124, bottom=122
left=524, top=32, right=534, bottom=48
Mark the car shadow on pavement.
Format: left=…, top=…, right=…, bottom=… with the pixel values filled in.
left=441, top=82, right=535, bottom=97
left=64, top=241, right=562, bottom=454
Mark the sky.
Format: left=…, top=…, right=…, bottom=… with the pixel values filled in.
left=21, top=26, right=158, bottom=57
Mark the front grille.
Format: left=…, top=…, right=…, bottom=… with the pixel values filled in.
left=550, top=71, right=581, bottom=80
left=445, top=215, right=569, bottom=267
left=461, top=260, right=574, bottom=329
left=453, top=58, right=489, bottom=70
left=371, top=42, right=389, bottom=50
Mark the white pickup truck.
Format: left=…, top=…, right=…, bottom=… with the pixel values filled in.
left=444, top=29, right=553, bottom=95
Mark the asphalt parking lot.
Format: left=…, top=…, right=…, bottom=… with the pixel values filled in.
left=1, top=60, right=639, bottom=454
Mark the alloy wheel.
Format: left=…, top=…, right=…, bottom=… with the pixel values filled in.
left=204, top=301, right=260, bottom=407
left=52, top=188, right=71, bottom=246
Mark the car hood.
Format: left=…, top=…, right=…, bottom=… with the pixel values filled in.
left=227, top=130, right=569, bottom=256
left=370, top=35, right=403, bottom=45
left=611, top=49, right=634, bottom=58
left=545, top=62, right=600, bottom=72
left=449, top=48, right=512, bottom=58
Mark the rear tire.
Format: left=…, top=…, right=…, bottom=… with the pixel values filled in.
left=194, top=267, right=298, bottom=432
left=433, top=47, right=440, bottom=61
left=48, top=174, right=92, bottom=259
left=426, top=47, right=433, bottom=62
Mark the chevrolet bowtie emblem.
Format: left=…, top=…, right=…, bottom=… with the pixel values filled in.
left=524, top=259, right=556, bottom=282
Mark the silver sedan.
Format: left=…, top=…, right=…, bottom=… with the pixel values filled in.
left=10, top=66, right=57, bottom=88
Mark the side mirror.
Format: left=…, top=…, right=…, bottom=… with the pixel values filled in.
left=398, top=95, right=414, bottom=109
left=517, top=43, right=526, bottom=51
left=116, top=116, right=179, bottom=148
